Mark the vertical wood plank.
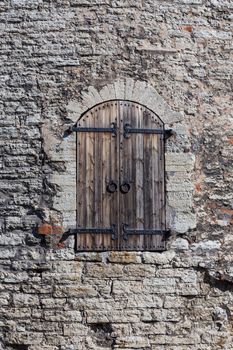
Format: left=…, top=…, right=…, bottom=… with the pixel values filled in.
left=101, top=103, right=109, bottom=249
left=76, top=118, right=87, bottom=250
left=135, top=105, right=144, bottom=250
left=160, top=128, right=166, bottom=249
left=113, top=101, right=119, bottom=249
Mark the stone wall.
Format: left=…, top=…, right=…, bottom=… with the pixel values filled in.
left=0, top=0, right=232, bottom=349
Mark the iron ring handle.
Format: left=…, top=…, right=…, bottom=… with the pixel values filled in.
left=106, top=181, right=117, bottom=193
left=120, top=182, right=131, bottom=194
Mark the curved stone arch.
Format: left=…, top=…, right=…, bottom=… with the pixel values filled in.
left=67, top=79, right=183, bottom=125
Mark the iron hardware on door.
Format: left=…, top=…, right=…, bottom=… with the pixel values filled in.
left=72, top=122, right=117, bottom=135
left=69, top=226, right=117, bottom=240
left=122, top=224, right=170, bottom=240
left=106, top=181, right=118, bottom=193
left=123, top=123, right=172, bottom=139
left=120, top=181, right=130, bottom=194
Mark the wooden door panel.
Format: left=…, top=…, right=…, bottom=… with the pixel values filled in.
left=75, top=100, right=167, bottom=251
left=76, top=102, right=119, bottom=251
left=119, top=101, right=166, bottom=251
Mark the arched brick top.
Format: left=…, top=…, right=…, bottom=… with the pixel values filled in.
left=67, top=79, right=183, bottom=124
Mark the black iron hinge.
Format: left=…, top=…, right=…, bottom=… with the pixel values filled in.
left=68, top=225, right=117, bottom=240
left=123, top=124, right=173, bottom=139
left=122, top=224, right=170, bottom=240
left=72, top=122, right=117, bottom=135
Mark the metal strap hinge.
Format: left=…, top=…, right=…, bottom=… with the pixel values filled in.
left=72, top=122, right=117, bottom=135
left=122, top=224, right=170, bottom=240
left=69, top=226, right=117, bottom=240
left=123, top=124, right=173, bottom=139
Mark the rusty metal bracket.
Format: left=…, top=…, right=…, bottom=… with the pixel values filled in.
left=122, top=223, right=170, bottom=240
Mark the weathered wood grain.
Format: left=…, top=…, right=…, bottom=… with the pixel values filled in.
left=76, top=102, right=119, bottom=251
left=76, top=100, right=166, bottom=251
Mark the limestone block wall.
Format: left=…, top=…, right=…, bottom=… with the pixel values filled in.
left=0, top=1, right=233, bottom=349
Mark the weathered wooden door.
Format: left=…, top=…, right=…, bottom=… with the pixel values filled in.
left=119, top=102, right=166, bottom=250
left=76, top=102, right=119, bottom=251
left=75, top=100, right=168, bottom=251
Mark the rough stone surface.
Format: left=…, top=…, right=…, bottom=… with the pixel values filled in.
left=0, top=0, right=233, bottom=349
